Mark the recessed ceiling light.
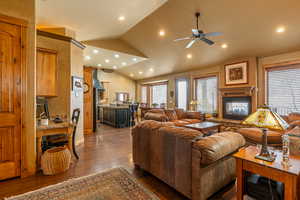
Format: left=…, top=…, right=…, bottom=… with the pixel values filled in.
left=97, top=64, right=102, bottom=67
left=118, top=16, right=125, bottom=21
left=122, top=62, right=127, bottom=66
left=113, top=65, right=117, bottom=69
left=114, top=54, right=120, bottom=58
left=221, top=44, right=228, bottom=49
left=84, top=55, right=91, bottom=60
left=93, top=49, right=99, bottom=54
left=276, top=26, right=285, bottom=33
left=132, top=58, right=137, bottom=62
left=130, top=73, right=134, bottom=77
left=149, top=68, right=154, bottom=72
left=139, top=71, right=143, bottom=75
left=187, top=54, right=192, bottom=59
left=159, top=30, right=165, bottom=36
left=105, top=59, right=110, bottom=63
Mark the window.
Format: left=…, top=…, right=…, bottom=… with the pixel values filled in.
left=195, top=76, right=217, bottom=113
left=267, top=66, right=300, bottom=115
left=151, top=84, right=167, bottom=106
left=116, top=92, right=129, bottom=102
left=141, top=86, right=147, bottom=103
left=176, top=79, right=188, bottom=110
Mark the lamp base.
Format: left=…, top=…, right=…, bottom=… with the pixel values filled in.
left=254, top=128, right=276, bottom=162
left=255, top=154, right=275, bottom=162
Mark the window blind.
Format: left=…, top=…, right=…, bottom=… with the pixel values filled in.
left=151, top=84, right=167, bottom=105
left=141, top=86, right=147, bottom=103
left=267, top=66, right=300, bottom=115
left=195, top=76, right=217, bottom=113
left=176, top=79, right=188, bottom=110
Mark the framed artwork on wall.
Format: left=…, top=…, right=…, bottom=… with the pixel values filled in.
left=72, top=76, right=83, bottom=91
left=225, top=61, right=248, bottom=85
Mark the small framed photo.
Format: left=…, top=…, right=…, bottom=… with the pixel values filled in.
left=72, top=76, right=83, bottom=91
left=225, top=61, right=248, bottom=85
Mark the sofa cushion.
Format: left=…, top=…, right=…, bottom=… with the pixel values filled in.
left=185, top=111, right=203, bottom=120
left=165, top=109, right=178, bottom=121
left=289, top=135, right=300, bottom=156
left=175, top=108, right=185, bottom=120
left=193, top=132, right=245, bottom=165
left=172, top=120, right=191, bottom=127
left=144, top=112, right=168, bottom=122
left=238, top=128, right=282, bottom=144
left=148, top=109, right=165, bottom=114
left=181, top=119, right=201, bottom=124
left=290, top=120, right=300, bottom=128
left=287, top=126, right=300, bottom=137
left=134, top=120, right=174, bottom=130
left=288, top=113, right=300, bottom=123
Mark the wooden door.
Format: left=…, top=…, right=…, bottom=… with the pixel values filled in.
left=36, top=48, right=57, bottom=97
left=83, top=67, right=93, bottom=134
left=0, top=21, right=22, bottom=180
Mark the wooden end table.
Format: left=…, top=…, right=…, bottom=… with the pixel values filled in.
left=233, top=146, right=300, bottom=200
left=184, top=121, right=221, bottom=136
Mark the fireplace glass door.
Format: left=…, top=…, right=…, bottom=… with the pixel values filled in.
left=223, top=96, right=251, bottom=120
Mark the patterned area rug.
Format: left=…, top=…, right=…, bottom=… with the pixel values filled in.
left=6, top=168, right=159, bottom=200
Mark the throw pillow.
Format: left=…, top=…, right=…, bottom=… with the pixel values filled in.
left=175, top=108, right=185, bottom=119
left=165, top=110, right=178, bottom=121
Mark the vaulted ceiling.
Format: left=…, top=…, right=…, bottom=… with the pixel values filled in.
left=37, top=0, right=167, bottom=41
left=37, top=0, right=300, bottom=80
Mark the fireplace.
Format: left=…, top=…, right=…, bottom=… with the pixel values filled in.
left=223, top=96, right=252, bottom=120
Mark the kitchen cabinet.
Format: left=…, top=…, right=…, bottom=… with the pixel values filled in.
left=100, top=105, right=131, bottom=128
left=36, top=47, right=57, bottom=97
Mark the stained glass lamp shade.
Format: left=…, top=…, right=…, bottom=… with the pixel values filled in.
left=242, top=105, right=289, bottom=161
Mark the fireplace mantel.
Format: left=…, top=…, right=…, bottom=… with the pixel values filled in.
left=219, top=86, right=257, bottom=119
left=219, top=86, right=256, bottom=97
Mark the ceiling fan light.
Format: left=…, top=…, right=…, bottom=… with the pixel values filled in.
left=221, top=44, right=228, bottom=49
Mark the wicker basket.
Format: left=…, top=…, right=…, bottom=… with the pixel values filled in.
left=41, top=146, right=71, bottom=175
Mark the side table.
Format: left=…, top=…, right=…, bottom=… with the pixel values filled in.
left=233, top=146, right=300, bottom=200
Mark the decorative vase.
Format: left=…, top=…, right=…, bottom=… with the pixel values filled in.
left=281, top=134, right=291, bottom=167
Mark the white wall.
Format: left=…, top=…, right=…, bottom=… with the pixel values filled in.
left=98, top=70, right=136, bottom=103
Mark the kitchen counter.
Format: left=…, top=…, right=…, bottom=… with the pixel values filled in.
left=99, top=105, right=129, bottom=109
left=99, top=105, right=132, bottom=128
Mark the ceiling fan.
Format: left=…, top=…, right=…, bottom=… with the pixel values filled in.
left=174, top=12, right=222, bottom=48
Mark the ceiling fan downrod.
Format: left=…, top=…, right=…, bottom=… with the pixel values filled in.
left=195, top=12, right=200, bottom=30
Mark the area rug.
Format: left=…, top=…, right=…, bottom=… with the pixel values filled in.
left=6, top=168, right=159, bottom=200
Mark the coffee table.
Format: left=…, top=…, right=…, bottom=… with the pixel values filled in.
left=184, top=121, right=221, bottom=136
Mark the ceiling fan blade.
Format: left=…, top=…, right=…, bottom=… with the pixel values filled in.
left=186, top=39, right=197, bottom=48
left=192, top=29, right=200, bottom=35
left=174, top=37, right=192, bottom=42
left=204, top=32, right=223, bottom=37
left=200, top=37, right=214, bottom=45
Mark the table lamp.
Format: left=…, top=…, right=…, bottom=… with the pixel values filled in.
left=189, top=100, right=198, bottom=111
left=242, top=105, right=289, bottom=162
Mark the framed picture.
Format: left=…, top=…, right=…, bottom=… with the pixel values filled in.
left=225, top=61, right=248, bottom=85
left=72, top=76, right=83, bottom=91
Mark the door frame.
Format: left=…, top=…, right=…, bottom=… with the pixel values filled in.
left=0, top=14, right=28, bottom=177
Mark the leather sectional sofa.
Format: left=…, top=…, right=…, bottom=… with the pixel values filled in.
left=238, top=112, right=300, bottom=146
left=144, top=108, right=205, bottom=126
left=132, top=120, right=245, bottom=200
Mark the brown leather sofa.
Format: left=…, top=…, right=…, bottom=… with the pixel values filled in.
left=144, top=108, right=205, bottom=127
left=238, top=112, right=300, bottom=146
left=132, top=120, right=245, bottom=200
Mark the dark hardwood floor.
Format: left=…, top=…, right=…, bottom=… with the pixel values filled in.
left=0, top=124, right=237, bottom=200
